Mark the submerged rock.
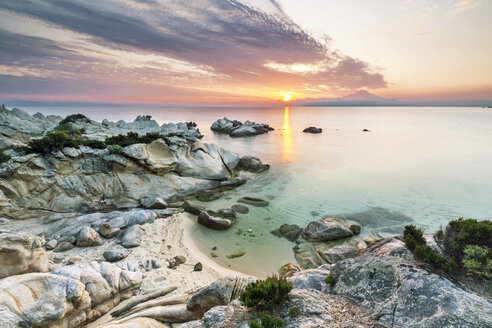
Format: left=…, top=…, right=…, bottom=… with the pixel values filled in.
left=226, top=248, right=246, bottom=259
left=271, top=224, right=303, bottom=242
left=197, top=189, right=226, bottom=202
left=231, top=204, right=249, bottom=214
left=0, top=232, right=48, bottom=279
left=303, top=127, right=322, bottom=133
left=237, top=196, right=269, bottom=207
left=235, top=155, right=270, bottom=173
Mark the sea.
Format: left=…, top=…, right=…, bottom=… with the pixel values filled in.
left=20, top=105, right=492, bottom=276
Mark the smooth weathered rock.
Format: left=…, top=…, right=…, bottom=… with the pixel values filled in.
left=54, top=240, right=74, bottom=252
left=187, top=274, right=256, bottom=316
left=99, top=222, right=121, bottom=238
left=271, top=224, right=303, bottom=242
left=104, top=250, right=128, bottom=262
left=122, top=225, right=143, bottom=248
left=237, top=196, right=269, bottom=207
left=0, top=232, right=48, bottom=278
left=68, top=255, right=84, bottom=264
left=303, top=127, right=322, bottom=133
left=197, top=211, right=235, bottom=230
left=183, top=201, right=206, bottom=215
left=100, top=317, right=170, bottom=328
left=76, top=226, right=103, bottom=247
left=140, top=196, right=168, bottom=209
left=301, top=217, right=354, bottom=242
left=329, top=240, right=492, bottom=328
left=45, top=238, right=58, bottom=250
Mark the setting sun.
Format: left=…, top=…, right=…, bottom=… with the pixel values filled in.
left=283, top=94, right=292, bottom=101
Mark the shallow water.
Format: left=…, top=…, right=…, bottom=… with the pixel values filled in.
left=23, top=106, right=492, bottom=276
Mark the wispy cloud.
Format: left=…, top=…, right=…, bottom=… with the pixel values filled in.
left=0, top=0, right=386, bottom=103
left=451, top=0, right=483, bottom=15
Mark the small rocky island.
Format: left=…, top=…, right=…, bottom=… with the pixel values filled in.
left=0, top=107, right=490, bottom=328
left=211, top=117, right=274, bottom=137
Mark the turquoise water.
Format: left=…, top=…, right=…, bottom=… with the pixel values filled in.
left=23, top=106, right=492, bottom=276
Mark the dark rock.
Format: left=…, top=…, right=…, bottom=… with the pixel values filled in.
left=237, top=197, right=269, bottom=207
left=140, top=196, right=168, bottom=209
left=362, top=129, right=370, bottom=132
left=271, top=224, right=303, bottom=242
left=303, top=127, right=322, bottom=133
left=197, top=189, right=226, bottom=202
left=207, top=209, right=236, bottom=219
left=349, top=223, right=361, bottom=235
left=99, top=222, right=120, bottom=239
left=219, top=177, right=247, bottom=188
left=103, top=250, right=127, bottom=262
left=194, top=262, right=203, bottom=271
left=235, top=156, right=270, bottom=173
left=198, top=211, right=235, bottom=230
left=231, top=204, right=249, bottom=214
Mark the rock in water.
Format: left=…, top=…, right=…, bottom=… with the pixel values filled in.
left=104, top=250, right=127, bottom=262
left=140, top=196, right=168, bottom=209
left=301, top=217, right=354, bottom=242
left=231, top=204, right=249, bottom=214
left=0, top=232, right=48, bottom=279
left=76, top=226, right=103, bottom=247
left=121, top=225, right=143, bottom=248
left=197, top=211, right=235, bottom=230
left=271, top=224, right=303, bottom=242
left=303, top=127, right=322, bottom=133
left=226, top=249, right=246, bottom=259
left=237, top=196, right=269, bottom=207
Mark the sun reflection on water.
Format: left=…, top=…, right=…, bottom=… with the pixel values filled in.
left=281, top=107, right=294, bottom=163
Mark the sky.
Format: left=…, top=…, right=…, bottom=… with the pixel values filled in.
left=0, top=0, right=491, bottom=105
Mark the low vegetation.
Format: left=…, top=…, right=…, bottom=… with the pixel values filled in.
left=325, top=274, right=336, bottom=286
left=15, top=114, right=178, bottom=156
left=404, top=219, right=492, bottom=284
left=288, top=306, right=300, bottom=318
left=241, top=276, right=293, bottom=328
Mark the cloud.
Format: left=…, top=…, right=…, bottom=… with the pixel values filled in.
left=451, top=0, right=483, bottom=15
left=0, top=0, right=386, bottom=102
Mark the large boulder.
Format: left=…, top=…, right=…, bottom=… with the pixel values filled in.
left=0, top=232, right=48, bottom=279
left=301, top=217, right=356, bottom=242
left=234, top=156, right=270, bottom=173
left=330, top=239, right=492, bottom=328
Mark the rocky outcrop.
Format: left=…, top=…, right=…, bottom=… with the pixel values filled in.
left=235, top=155, right=270, bottom=173
left=0, top=261, right=142, bottom=327
left=330, top=238, right=492, bottom=328
left=0, top=111, right=271, bottom=219
left=211, top=117, right=273, bottom=137
left=0, top=232, right=48, bottom=279
left=302, top=127, right=322, bottom=133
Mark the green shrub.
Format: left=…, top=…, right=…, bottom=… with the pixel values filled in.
left=0, top=150, right=11, bottom=163
left=53, top=122, right=86, bottom=136
left=81, top=139, right=106, bottom=149
left=288, top=306, right=300, bottom=318
left=249, top=311, right=285, bottom=328
left=403, top=225, right=426, bottom=251
left=105, top=132, right=169, bottom=147
left=59, top=114, right=89, bottom=124
left=325, top=274, right=336, bottom=286
left=462, top=245, right=492, bottom=280
left=27, top=131, right=80, bottom=154
left=13, top=146, right=30, bottom=155
left=240, top=276, right=293, bottom=311
left=442, top=219, right=492, bottom=262
left=108, top=144, right=124, bottom=154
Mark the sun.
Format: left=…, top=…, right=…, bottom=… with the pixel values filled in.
left=283, top=94, right=292, bottom=101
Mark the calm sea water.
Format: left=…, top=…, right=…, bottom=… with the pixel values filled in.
left=22, top=106, right=492, bottom=276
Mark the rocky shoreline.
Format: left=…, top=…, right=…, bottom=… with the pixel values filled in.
left=0, top=107, right=490, bottom=327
